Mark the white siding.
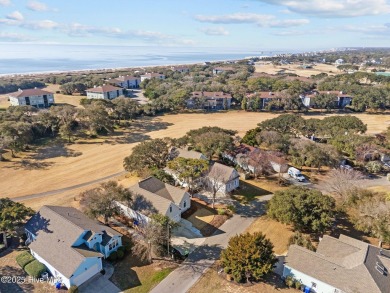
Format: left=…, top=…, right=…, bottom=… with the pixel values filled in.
left=283, top=266, right=343, bottom=293
left=9, top=94, right=55, bottom=107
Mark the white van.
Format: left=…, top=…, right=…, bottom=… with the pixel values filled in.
left=288, top=167, right=305, bottom=182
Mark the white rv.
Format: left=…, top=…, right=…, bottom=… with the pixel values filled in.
left=287, top=167, right=305, bottom=182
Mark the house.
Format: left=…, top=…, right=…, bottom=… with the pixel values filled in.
left=283, top=234, right=390, bottom=293
left=335, top=58, right=345, bottom=65
left=86, top=85, right=124, bottom=100
left=119, top=177, right=191, bottom=223
left=140, top=73, right=165, bottom=82
left=107, top=75, right=140, bottom=89
left=213, top=67, right=235, bottom=75
left=246, top=92, right=282, bottom=109
left=204, top=162, right=240, bottom=195
left=169, top=147, right=208, bottom=161
left=171, top=66, right=190, bottom=73
left=186, top=91, right=232, bottom=110
left=300, top=90, right=353, bottom=108
left=9, top=88, right=54, bottom=108
left=24, top=206, right=122, bottom=289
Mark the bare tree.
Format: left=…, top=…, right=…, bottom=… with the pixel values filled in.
left=325, top=168, right=365, bottom=204
left=204, top=164, right=231, bottom=208
left=248, top=150, right=274, bottom=178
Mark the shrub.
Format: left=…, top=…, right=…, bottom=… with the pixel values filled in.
left=295, top=280, right=302, bottom=290
left=366, top=161, right=382, bottom=173
left=108, top=251, right=118, bottom=261
left=124, top=243, right=132, bottom=253
left=288, top=232, right=316, bottom=251
left=117, top=246, right=125, bottom=253
left=16, top=251, right=35, bottom=269
left=68, top=285, right=79, bottom=293
left=285, top=275, right=295, bottom=287
left=24, top=260, right=46, bottom=278
left=217, top=208, right=226, bottom=215
left=226, top=204, right=236, bottom=214
left=117, top=250, right=124, bottom=259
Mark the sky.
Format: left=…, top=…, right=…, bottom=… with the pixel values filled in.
left=1, top=0, right=390, bottom=52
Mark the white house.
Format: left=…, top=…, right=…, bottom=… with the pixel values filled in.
left=299, top=90, right=353, bottom=108
left=24, top=206, right=122, bottom=289
left=108, top=75, right=141, bottom=89
left=283, top=234, right=390, bottom=293
left=119, top=177, right=191, bottom=223
left=335, top=58, right=345, bottom=65
left=204, top=162, right=240, bottom=196
left=86, top=85, right=123, bottom=100
left=9, top=88, right=54, bottom=108
left=186, top=91, right=232, bottom=110
left=140, top=73, right=165, bottom=82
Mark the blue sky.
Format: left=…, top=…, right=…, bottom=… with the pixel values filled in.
left=1, top=0, right=390, bottom=51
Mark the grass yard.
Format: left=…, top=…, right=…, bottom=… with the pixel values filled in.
left=2, top=110, right=390, bottom=210
left=188, top=263, right=297, bottom=293
left=183, top=201, right=216, bottom=231
left=232, top=179, right=276, bottom=202
left=110, top=253, right=177, bottom=293
left=245, top=216, right=295, bottom=255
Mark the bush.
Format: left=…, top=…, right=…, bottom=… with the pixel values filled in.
left=295, top=280, right=302, bottom=290
left=226, top=204, right=236, bottom=214
left=117, top=246, right=125, bottom=253
left=285, top=275, right=295, bottom=287
left=288, top=232, right=316, bottom=251
left=217, top=208, right=226, bottom=215
left=124, top=243, right=132, bottom=253
left=16, top=251, right=35, bottom=269
left=24, top=260, right=46, bottom=278
left=108, top=251, right=118, bottom=261
left=68, top=285, right=78, bottom=293
left=366, top=161, right=382, bottom=173
left=117, top=250, right=124, bottom=259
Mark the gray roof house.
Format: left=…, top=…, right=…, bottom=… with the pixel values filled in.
left=24, top=206, right=122, bottom=289
left=283, top=234, right=390, bottom=293
left=204, top=162, right=240, bottom=196
left=117, top=177, right=191, bottom=224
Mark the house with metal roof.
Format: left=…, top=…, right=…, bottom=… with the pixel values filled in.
left=283, top=234, right=390, bottom=293
left=24, top=206, right=122, bottom=289
left=117, top=177, right=191, bottom=224
left=9, top=88, right=54, bottom=108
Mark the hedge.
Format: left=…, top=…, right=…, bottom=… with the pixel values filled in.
left=24, top=260, right=47, bottom=278
left=108, top=251, right=118, bottom=261
left=117, top=250, right=124, bottom=260
left=16, top=251, right=35, bottom=269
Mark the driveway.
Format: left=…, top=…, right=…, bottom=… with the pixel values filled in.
left=78, top=262, right=120, bottom=293
left=150, top=194, right=272, bottom=293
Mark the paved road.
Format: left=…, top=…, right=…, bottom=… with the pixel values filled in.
left=12, top=171, right=127, bottom=202
left=150, top=194, right=272, bottom=293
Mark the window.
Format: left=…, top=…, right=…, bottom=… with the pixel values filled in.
left=170, top=206, right=172, bottom=213
left=183, top=201, right=186, bottom=208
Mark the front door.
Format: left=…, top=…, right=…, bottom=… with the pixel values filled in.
left=43, top=95, right=48, bottom=107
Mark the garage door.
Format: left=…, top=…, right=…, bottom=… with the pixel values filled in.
left=72, top=263, right=101, bottom=286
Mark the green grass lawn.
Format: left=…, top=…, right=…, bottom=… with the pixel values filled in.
left=232, top=180, right=272, bottom=203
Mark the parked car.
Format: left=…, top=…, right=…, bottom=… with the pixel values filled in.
left=287, top=167, right=305, bottom=182
left=340, top=164, right=353, bottom=170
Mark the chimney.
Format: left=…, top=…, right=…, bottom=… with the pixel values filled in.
left=18, top=88, right=22, bottom=92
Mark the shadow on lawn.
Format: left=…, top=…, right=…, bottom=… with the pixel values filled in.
left=232, top=180, right=272, bottom=202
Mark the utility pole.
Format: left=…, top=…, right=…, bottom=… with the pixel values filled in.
left=167, top=223, right=170, bottom=256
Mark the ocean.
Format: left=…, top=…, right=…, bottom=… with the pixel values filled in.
left=0, top=44, right=285, bottom=76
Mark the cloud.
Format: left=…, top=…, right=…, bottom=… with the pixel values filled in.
left=256, top=0, right=390, bottom=17
left=200, top=26, right=229, bottom=36
left=0, top=0, right=11, bottom=6
left=0, top=32, right=34, bottom=41
left=7, top=11, right=24, bottom=21
left=344, top=23, right=390, bottom=36
left=27, top=1, right=48, bottom=11
left=194, top=13, right=309, bottom=28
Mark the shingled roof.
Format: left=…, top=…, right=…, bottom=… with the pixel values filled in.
left=285, top=235, right=390, bottom=293
left=9, top=88, right=53, bottom=98
left=25, top=206, right=119, bottom=278
left=208, top=162, right=238, bottom=182
left=86, top=85, right=122, bottom=93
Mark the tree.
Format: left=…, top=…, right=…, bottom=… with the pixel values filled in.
left=319, top=116, right=367, bottom=138
left=192, top=131, right=233, bottom=160
left=325, top=168, right=364, bottom=204
left=259, top=114, right=305, bottom=137
left=204, top=164, right=229, bottom=208
left=79, top=181, right=132, bottom=224
left=248, top=150, right=274, bottom=178
left=288, top=232, right=315, bottom=251
left=365, top=161, right=383, bottom=173
left=221, top=232, right=277, bottom=283
left=352, top=191, right=390, bottom=246
left=241, top=97, right=248, bottom=110
left=51, top=105, right=77, bottom=143
left=123, top=138, right=170, bottom=174
left=112, top=97, right=139, bottom=125
left=0, top=198, right=34, bottom=248
left=167, top=157, right=208, bottom=193
left=313, top=93, right=338, bottom=111
left=267, top=186, right=335, bottom=234
left=0, top=121, right=33, bottom=157
left=80, top=103, right=113, bottom=135
left=241, top=127, right=261, bottom=146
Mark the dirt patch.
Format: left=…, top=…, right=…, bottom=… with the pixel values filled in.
left=183, top=201, right=217, bottom=232
left=188, top=262, right=296, bottom=293
left=255, top=63, right=338, bottom=78
left=200, top=215, right=229, bottom=237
